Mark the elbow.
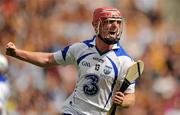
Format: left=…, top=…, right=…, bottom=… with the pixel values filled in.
left=40, top=58, right=52, bottom=68
left=33, top=58, right=51, bottom=68
left=41, top=54, right=55, bottom=68
left=45, top=58, right=51, bottom=66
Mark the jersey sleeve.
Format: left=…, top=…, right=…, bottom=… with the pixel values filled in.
left=0, top=82, right=10, bottom=108
left=53, top=43, right=82, bottom=66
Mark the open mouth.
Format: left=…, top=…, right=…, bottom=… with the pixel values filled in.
left=109, top=32, right=116, bottom=35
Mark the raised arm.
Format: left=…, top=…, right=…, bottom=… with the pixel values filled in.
left=6, top=42, right=57, bottom=67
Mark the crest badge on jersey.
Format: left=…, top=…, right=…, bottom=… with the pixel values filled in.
left=103, top=65, right=112, bottom=75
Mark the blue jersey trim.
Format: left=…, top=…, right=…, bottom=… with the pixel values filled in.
left=114, top=45, right=130, bottom=58
left=104, top=56, right=118, bottom=109
left=82, top=36, right=96, bottom=47
left=0, top=74, right=7, bottom=82
left=62, top=45, right=70, bottom=61
left=77, top=52, right=96, bottom=65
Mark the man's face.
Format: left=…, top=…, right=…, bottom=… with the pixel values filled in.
left=99, top=18, right=123, bottom=41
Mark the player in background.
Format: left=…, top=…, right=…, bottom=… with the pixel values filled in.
left=0, top=54, right=10, bottom=115
left=6, top=7, right=136, bottom=115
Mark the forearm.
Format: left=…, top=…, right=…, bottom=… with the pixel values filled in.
left=13, top=49, right=55, bottom=67
left=120, top=93, right=135, bottom=108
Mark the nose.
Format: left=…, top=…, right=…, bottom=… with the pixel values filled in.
left=111, top=21, right=119, bottom=28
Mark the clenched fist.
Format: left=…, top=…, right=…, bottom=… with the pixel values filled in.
left=112, top=91, right=125, bottom=106
left=6, top=42, right=17, bottom=57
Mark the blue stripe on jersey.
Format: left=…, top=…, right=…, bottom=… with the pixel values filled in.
left=62, top=46, right=70, bottom=61
left=77, top=52, right=96, bottom=65
left=114, top=44, right=131, bottom=58
left=82, top=36, right=96, bottom=47
left=104, top=56, right=118, bottom=109
left=0, top=74, right=7, bottom=82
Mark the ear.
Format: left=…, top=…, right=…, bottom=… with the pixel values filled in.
left=94, top=25, right=99, bottom=35
left=92, top=22, right=97, bottom=34
left=92, top=22, right=94, bottom=26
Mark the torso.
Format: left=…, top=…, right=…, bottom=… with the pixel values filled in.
left=53, top=37, right=134, bottom=115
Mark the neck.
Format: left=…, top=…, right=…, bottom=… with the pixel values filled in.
left=95, top=36, right=113, bottom=53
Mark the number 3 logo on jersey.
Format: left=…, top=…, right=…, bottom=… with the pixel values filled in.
left=83, top=74, right=99, bottom=96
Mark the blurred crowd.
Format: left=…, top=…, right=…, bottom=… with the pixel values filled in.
left=0, top=0, right=180, bottom=115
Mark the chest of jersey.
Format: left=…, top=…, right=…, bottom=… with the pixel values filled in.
left=78, top=51, right=119, bottom=82
left=74, top=47, right=122, bottom=105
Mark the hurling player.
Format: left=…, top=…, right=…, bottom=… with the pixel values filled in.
left=6, top=7, right=135, bottom=115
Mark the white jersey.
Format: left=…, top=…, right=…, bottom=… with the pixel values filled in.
left=53, top=36, right=135, bottom=115
left=0, top=75, right=10, bottom=115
